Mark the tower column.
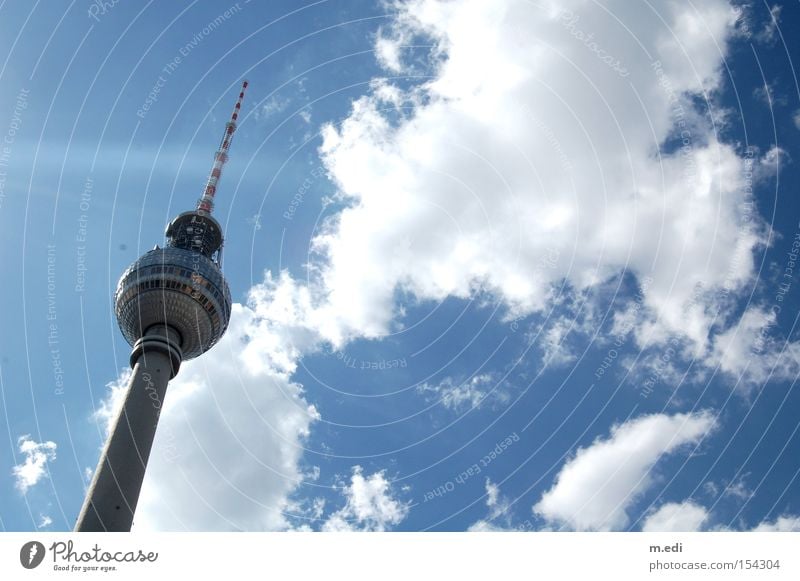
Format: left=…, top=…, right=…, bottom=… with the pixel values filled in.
left=76, top=82, right=243, bottom=531
left=75, top=325, right=182, bottom=532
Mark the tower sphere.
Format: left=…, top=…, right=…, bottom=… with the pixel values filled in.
left=114, top=211, right=232, bottom=360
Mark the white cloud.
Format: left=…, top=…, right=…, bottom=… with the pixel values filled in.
left=702, top=480, right=719, bottom=498
left=756, top=4, right=782, bottom=44
left=239, top=271, right=326, bottom=374
left=793, top=110, right=800, bottom=130
left=467, top=519, right=513, bottom=532
left=751, top=515, right=800, bottom=532
left=417, top=373, right=507, bottom=411
left=642, top=501, right=709, bottom=532
left=641, top=496, right=800, bottom=531
left=12, top=436, right=57, bottom=493
left=710, top=306, right=800, bottom=388
left=540, top=316, right=578, bottom=367
left=97, top=274, right=321, bottom=531
left=375, top=33, right=405, bottom=73
left=37, top=514, right=53, bottom=529
left=373, top=1, right=424, bottom=74
left=533, top=411, right=715, bottom=531
left=756, top=145, right=788, bottom=178
left=307, top=0, right=783, bottom=380
left=94, top=370, right=130, bottom=432
left=258, top=96, right=290, bottom=119
left=484, top=477, right=512, bottom=524
left=322, top=466, right=409, bottom=531
left=370, top=78, right=407, bottom=109
left=467, top=479, right=519, bottom=531
left=753, top=82, right=787, bottom=107
left=723, top=475, right=753, bottom=502
left=486, top=478, right=500, bottom=509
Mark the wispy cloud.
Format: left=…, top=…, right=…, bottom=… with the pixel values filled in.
left=417, top=373, right=507, bottom=411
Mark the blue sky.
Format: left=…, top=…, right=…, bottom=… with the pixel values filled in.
left=1, top=0, right=799, bottom=532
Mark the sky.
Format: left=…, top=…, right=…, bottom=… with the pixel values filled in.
left=0, top=0, right=799, bottom=533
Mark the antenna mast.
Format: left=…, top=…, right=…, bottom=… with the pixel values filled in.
left=197, top=80, right=248, bottom=214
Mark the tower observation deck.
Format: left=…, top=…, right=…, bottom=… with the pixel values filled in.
left=75, top=81, right=248, bottom=531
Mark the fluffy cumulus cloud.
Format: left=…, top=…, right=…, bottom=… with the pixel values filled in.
left=469, top=479, right=799, bottom=532
left=302, top=0, right=797, bottom=386
left=533, top=411, right=715, bottom=531
left=98, top=276, right=320, bottom=531
left=751, top=515, right=800, bottom=532
left=12, top=435, right=57, bottom=493
left=642, top=501, right=709, bottom=532
left=638, top=501, right=800, bottom=532
left=321, top=466, right=409, bottom=531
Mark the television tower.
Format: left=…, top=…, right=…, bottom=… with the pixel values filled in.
left=75, top=81, right=248, bottom=531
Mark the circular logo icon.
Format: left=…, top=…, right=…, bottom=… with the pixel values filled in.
left=20, top=541, right=46, bottom=569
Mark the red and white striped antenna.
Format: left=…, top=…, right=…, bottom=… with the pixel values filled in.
left=196, top=80, right=248, bottom=214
